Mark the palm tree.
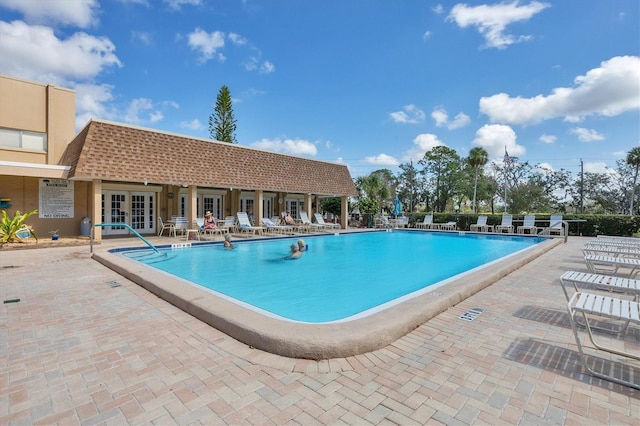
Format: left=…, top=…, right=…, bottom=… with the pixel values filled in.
left=468, top=147, right=489, bottom=213
left=626, top=147, right=640, bottom=215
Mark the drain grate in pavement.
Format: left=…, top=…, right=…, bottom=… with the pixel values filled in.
left=458, top=307, right=485, bottom=321
left=106, top=281, right=122, bottom=288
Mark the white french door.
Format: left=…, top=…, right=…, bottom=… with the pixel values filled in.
left=130, top=192, right=155, bottom=234
left=102, top=191, right=156, bottom=235
left=102, top=191, right=129, bottom=235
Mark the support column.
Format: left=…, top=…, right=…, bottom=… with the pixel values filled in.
left=304, top=194, right=312, bottom=218
left=255, top=189, right=263, bottom=225
left=340, top=196, right=349, bottom=230
left=188, top=185, right=197, bottom=226
left=92, top=179, right=102, bottom=241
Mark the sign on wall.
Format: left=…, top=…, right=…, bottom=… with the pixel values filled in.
left=39, top=179, right=74, bottom=218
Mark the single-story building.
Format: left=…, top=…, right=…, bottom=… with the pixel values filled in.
left=0, top=75, right=357, bottom=241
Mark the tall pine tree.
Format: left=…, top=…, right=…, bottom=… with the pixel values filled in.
left=209, top=85, right=237, bottom=143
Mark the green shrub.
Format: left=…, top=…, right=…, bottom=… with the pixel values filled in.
left=0, top=209, right=39, bottom=243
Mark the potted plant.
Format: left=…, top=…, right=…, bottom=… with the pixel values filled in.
left=49, top=229, right=59, bottom=240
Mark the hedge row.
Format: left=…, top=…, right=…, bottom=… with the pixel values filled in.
left=404, top=213, right=640, bottom=237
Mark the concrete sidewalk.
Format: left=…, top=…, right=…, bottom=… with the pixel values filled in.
left=1, top=236, right=638, bottom=424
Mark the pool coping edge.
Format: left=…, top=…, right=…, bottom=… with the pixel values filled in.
left=92, top=237, right=563, bottom=359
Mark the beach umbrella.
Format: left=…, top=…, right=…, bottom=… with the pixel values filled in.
left=392, top=196, right=403, bottom=218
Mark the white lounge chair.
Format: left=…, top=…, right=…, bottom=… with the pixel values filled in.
left=236, top=212, right=264, bottom=236
left=196, top=217, right=227, bottom=239
left=375, top=215, right=392, bottom=229
left=437, top=222, right=457, bottom=231
left=548, top=215, right=563, bottom=236
left=584, top=254, right=640, bottom=278
left=300, top=211, right=326, bottom=232
left=470, top=215, right=493, bottom=232
left=517, top=215, right=537, bottom=234
left=560, top=271, right=640, bottom=302
left=561, top=270, right=639, bottom=334
left=314, top=213, right=340, bottom=230
left=415, top=214, right=434, bottom=229
left=581, top=244, right=640, bottom=258
left=495, top=215, right=514, bottom=233
left=567, top=291, right=640, bottom=390
left=261, top=217, right=294, bottom=234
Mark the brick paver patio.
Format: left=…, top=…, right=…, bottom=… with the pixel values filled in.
left=1, top=235, right=638, bottom=424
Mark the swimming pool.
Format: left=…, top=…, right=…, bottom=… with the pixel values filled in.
left=94, top=230, right=561, bottom=359
left=119, top=232, right=541, bottom=323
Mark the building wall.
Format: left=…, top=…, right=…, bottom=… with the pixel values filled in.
left=1, top=75, right=80, bottom=239
left=0, top=175, right=92, bottom=238
left=0, top=75, right=76, bottom=165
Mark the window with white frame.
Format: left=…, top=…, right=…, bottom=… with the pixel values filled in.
left=286, top=199, right=303, bottom=219
left=0, top=128, right=47, bottom=151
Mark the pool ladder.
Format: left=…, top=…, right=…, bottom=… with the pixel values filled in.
left=90, top=223, right=161, bottom=254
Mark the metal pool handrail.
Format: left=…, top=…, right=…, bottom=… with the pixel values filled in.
left=90, top=223, right=160, bottom=254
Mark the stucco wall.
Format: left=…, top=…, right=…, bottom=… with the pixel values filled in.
left=0, top=175, right=91, bottom=238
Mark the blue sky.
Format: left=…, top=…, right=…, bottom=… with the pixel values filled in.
left=1, top=0, right=638, bottom=180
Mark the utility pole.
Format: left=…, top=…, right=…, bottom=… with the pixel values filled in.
left=580, top=159, right=584, bottom=214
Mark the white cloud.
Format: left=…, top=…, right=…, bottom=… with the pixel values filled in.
left=131, top=31, right=153, bottom=45
left=260, top=60, right=275, bottom=74
left=74, top=83, right=116, bottom=129
left=390, top=104, right=425, bottom=124
left=124, top=98, right=153, bottom=124
left=433, top=4, right=445, bottom=14
left=535, top=162, right=554, bottom=172
left=251, top=137, right=318, bottom=156
left=447, top=1, right=550, bottom=49
left=0, top=20, right=122, bottom=82
left=472, top=124, right=525, bottom=160
left=448, top=112, right=471, bottom=129
left=480, top=56, right=640, bottom=125
left=570, top=127, right=605, bottom=142
left=364, top=154, right=400, bottom=167
left=431, top=108, right=448, bottom=127
left=180, top=119, right=203, bottom=130
left=423, top=31, right=432, bottom=40
left=228, top=33, right=247, bottom=45
left=539, top=134, right=556, bottom=144
left=164, top=0, right=201, bottom=10
left=0, top=0, right=99, bottom=28
left=403, top=133, right=446, bottom=162
left=187, top=28, right=225, bottom=63
left=584, top=162, right=610, bottom=174
left=149, top=111, right=163, bottom=123
left=431, top=107, right=470, bottom=129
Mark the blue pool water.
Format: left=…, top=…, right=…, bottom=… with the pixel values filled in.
left=118, top=231, right=541, bottom=323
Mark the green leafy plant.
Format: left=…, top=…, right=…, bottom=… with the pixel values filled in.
left=0, top=209, right=38, bottom=243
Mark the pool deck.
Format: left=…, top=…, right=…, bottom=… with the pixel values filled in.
left=1, top=233, right=638, bottom=424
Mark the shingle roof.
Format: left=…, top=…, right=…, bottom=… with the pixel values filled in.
left=60, top=119, right=358, bottom=197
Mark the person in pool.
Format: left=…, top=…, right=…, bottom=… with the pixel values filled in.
left=223, top=233, right=233, bottom=249
left=288, top=242, right=302, bottom=259
left=297, top=239, right=306, bottom=252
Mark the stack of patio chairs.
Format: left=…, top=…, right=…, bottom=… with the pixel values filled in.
left=561, top=235, right=640, bottom=390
